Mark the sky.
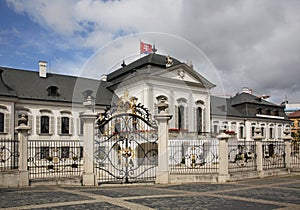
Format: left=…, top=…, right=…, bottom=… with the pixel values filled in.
left=0, top=0, right=299, bottom=104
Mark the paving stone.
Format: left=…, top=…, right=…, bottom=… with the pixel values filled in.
left=159, top=183, right=244, bottom=192
left=82, top=187, right=180, bottom=198
left=32, top=202, right=127, bottom=210
left=0, top=191, right=93, bottom=208
left=127, top=195, right=282, bottom=210
left=219, top=187, right=300, bottom=204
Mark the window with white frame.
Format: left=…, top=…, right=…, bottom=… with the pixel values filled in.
left=0, top=112, right=4, bottom=133
left=61, top=117, right=70, bottom=134
left=36, top=110, right=54, bottom=135
left=278, top=125, right=282, bottom=139
left=251, top=123, right=256, bottom=137
left=58, top=111, right=73, bottom=135
left=176, top=98, right=187, bottom=130
left=269, top=124, right=274, bottom=139
left=260, top=124, right=266, bottom=138
left=230, top=122, right=237, bottom=133
left=41, top=116, right=50, bottom=134
left=239, top=123, right=245, bottom=139
left=196, top=107, right=203, bottom=134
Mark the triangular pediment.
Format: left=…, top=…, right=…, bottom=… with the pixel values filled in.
left=151, top=64, right=215, bottom=89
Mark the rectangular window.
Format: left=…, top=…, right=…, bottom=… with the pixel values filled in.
left=213, top=125, right=218, bottom=134
left=61, top=146, right=70, bottom=158
left=261, top=127, right=265, bottom=137
left=80, top=118, right=84, bottom=135
left=269, top=127, right=274, bottom=139
left=278, top=127, right=282, bottom=139
left=41, top=116, right=50, bottom=134
left=40, top=147, right=50, bottom=159
left=251, top=127, right=255, bottom=137
left=80, top=146, right=83, bottom=158
left=61, top=117, right=70, bottom=134
left=239, top=126, right=244, bottom=139
left=0, top=113, right=4, bottom=132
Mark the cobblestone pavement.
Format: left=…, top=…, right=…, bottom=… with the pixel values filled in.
left=1, top=175, right=299, bottom=209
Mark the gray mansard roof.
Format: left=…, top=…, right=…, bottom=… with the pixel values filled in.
left=0, top=67, right=116, bottom=106
left=211, top=92, right=289, bottom=122
left=106, top=53, right=215, bottom=89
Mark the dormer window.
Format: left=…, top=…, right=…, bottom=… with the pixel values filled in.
left=256, top=108, right=262, bottom=114
left=47, top=86, right=59, bottom=96
left=265, top=109, right=271, bottom=115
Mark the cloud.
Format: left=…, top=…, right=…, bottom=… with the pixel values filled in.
left=5, top=0, right=300, bottom=103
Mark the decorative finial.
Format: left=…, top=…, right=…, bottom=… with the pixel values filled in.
left=166, top=55, right=173, bottom=68
left=121, top=60, right=126, bottom=67
left=153, top=44, right=157, bottom=54
left=156, top=95, right=169, bottom=113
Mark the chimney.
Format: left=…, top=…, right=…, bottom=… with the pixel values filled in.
left=242, top=87, right=252, bottom=94
left=101, top=74, right=107, bottom=81
left=39, top=61, right=47, bottom=78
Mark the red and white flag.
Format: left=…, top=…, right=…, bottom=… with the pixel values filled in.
left=140, top=41, right=153, bottom=54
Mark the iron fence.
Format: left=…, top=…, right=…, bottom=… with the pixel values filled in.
left=291, top=141, right=300, bottom=168
left=263, top=141, right=285, bottom=170
left=169, top=138, right=219, bottom=174
left=0, top=138, right=18, bottom=170
left=228, top=141, right=256, bottom=173
left=28, top=140, right=83, bottom=179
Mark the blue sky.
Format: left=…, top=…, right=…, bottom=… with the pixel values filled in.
left=0, top=0, right=300, bottom=104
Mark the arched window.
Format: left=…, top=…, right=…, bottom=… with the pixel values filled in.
left=196, top=107, right=202, bottom=134
left=178, top=105, right=185, bottom=130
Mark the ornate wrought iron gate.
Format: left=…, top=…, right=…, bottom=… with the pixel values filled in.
left=95, top=93, right=158, bottom=184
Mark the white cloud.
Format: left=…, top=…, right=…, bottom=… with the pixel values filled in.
left=5, top=0, right=300, bottom=103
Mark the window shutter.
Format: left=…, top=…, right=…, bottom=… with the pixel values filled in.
left=4, top=113, right=10, bottom=133
left=36, top=116, right=40, bottom=134
left=175, top=105, right=178, bottom=129
left=69, top=117, right=73, bottom=135
left=50, top=116, right=55, bottom=135
left=57, top=117, right=61, bottom=135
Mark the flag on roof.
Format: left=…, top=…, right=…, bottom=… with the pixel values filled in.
left=140, top=41, right=153, bottom=54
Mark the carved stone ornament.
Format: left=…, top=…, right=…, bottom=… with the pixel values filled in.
left=166, top=56, right=173, bottom=68
left=177, top=69, right=185, bottom=79
left=117, top=90, right=138, bottom=113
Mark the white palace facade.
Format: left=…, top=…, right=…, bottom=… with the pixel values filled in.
left=0, top=54, right=290, bottom=141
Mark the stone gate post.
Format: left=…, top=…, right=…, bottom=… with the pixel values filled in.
left=217, top=130, right=230, bottom=183
left=15, top=114, right=31, bottom=186
left=154, top=96, right=172, bottom=184
left=283, top=129, right=292, bottom=171
left=81, top=96, right=97, bottom=186
left=253, top=127, right=264, bottom=177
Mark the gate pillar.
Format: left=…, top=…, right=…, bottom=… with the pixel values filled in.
left=154, top=96, right=172, bottom=184
left=283, top=129, right=292, bottom=171
left=253, top=127, right=264, bottom=178
left=81, top=96, right=98, bottom=186
left=217, top=129, right=230, bottom=183
left=16, top=114, right=31, bottom=186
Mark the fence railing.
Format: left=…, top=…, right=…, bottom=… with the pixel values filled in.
left=262, top=141, right=285, bottom=170
left=228, top=141, right=257, bottom=173
left=291, top=141, right=300, bottom=168
left=0, top=138, right=19, bottom=170
left=28, top=140, right=83, bottom=179
left=169, top=139, right=219, bottom=174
